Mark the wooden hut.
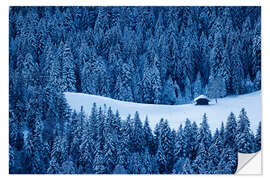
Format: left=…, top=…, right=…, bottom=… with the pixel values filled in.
left=194, top=95, right=210, bottom=105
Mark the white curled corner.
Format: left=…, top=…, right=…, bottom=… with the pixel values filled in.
left=236, top=151, right=262, bottom=175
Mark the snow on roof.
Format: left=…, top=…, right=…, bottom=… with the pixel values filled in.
left=194, top=95, right=210, bottom=102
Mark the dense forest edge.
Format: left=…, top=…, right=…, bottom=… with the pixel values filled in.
left=10, top=99, right=261, bottom=174
left=9, top=7, right=261, bottom=105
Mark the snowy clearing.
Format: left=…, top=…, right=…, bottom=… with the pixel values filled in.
left=65, top=91, right=261, bottom=133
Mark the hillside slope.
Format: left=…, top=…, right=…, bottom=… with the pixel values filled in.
left=65, top=91, right=261, bottom=132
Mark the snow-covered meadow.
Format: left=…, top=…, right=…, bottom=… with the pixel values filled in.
left=65, top=91, right=261, bottom=133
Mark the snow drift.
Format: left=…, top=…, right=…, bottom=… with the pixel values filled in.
left=65, top=91, right=261, bottom=133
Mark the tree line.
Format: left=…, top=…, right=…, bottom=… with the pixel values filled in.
left=9, top=7, right=261, bottom=105
left=9, top=96, right=261, bottom=174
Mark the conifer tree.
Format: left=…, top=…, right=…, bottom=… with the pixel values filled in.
left=175, top=124, right=184, bottom=161
left=207, top=73, right=226, bottom=103
left=236, top=108, right=254, bottom=153
left=144, top=117, right=155, bottom=155
left=131, top=111, right=145, bottom=153
left=193, top=72, right=203, bottom=98
left=117, top=118, right=131, bottom=169
left=192, top=142, right=208, bottom=174
left=156, top=119, right=175, bottom=173
left=79, top=117, right=94, bottom=173
left=93, top=145, right=106, bottom=174
left=142, top=39, right=162, bottom=104
left=225, top=112, right=237, bottom=149
left=162, top=76, right=177, bottom=105
left=22, top=132, right=34, bottom=173
left=197, top=113, right=212, bottom=149
left=61, top=43, right=76, bottom=92
left=255, top=121, right=261, bottom=152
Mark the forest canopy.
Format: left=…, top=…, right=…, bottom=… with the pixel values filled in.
left=9, top=6, right=261, bottom=105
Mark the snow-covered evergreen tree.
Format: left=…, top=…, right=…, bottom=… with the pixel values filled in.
left=16, top=53, right=39, bottom=88
left=193, top=72, right=203, bottom=98
left=162, top=76, right=177, bottom=105
left=143, top=117, right=155, bottom=155
left=255, top=121, right=261, bottom=152
left=207, top=73, right=226, bottom=103
left=117, top=117, right=131, bottom=169
left=174, top=124, right=184, bottom=161
left=231, top=40, right=244, bottom=94
left=197, top=113, right=212, bottom=149
left=184, top=76, right=193, bottom=103
left=192, top=142, right=208, bottom=174
left=93, top=145, right=106, bottom=174
left=130, top=111, right=145, bottom=153
left=61, top=43, right=76, bottom=92
left=156, top=119, right=175, bottom=173
left=118, top=63, right=134, bottom=102
left=22, top=132, right=34, bottom=173
left=142, top=40, right=162, bottom=104
left=225, top=112, right=237, bottom=149
left=79, top=117, right=94, bottom=173
left=236, top=108, right=254, bottom=153
left=216, top=147, right=237, bottom=174
left=244, top=74, right=254, bottom=93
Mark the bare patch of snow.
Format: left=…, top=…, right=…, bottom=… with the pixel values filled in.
left=65, top=91, right=261, bottom=133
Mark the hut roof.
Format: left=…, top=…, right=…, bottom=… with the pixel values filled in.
left=194, top=95, right=210, bottom=102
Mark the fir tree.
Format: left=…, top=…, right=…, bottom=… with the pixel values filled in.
left=61, top=42, right=76, bottom=92
left=93, top=145, right=106, bottom=174
left=225, top=112, right=237, bottom=149
left=207, top=74, right=226, bottom=103
left=117, top=118, right=131, bottom=169
left=130, top=111, right=145, bottom=153
left=162, top=76, right=177, bottom=105
left=197, top=113, right=212, bottom=150
left=143, top=117, right=155, bottom=155
left=192, top=142, right=208, bottom=174
left=193, top=72, right=203, bottom=98
left=236, top=108, right=254, bottom=153
left=79, top=117, right=94, bottom=173
left=142, top=40, right=162, bottom=104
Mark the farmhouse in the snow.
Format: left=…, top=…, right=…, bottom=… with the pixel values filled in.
left=194, top=95, right=210, bottom=105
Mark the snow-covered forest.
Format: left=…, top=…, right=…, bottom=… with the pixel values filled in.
left=9, top=7, right=261, bottom=105
left=9, top=6, right=261, bottom=174
left=10, top=101, right=261, bottom=174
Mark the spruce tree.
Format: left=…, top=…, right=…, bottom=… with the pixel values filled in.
left=174, top=124, right=184, bottom=161
left=236, top=108, right=254, bottom=153
left=197, top=113, right=212, bottom=149
left=162, top=76, right=177, bottom=105
left=61, top=42, right=76, bottom=92
left=193, top=72, right=203, bottom=98
left=225, top=112, right=237, bottom=149
left=207, top=73, right=226, bottom=103
left=192, top=142, right=208, bottom=174
left=130, top=111, right=145, bottom=153
left=143, top=117, right=155, bottom=155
